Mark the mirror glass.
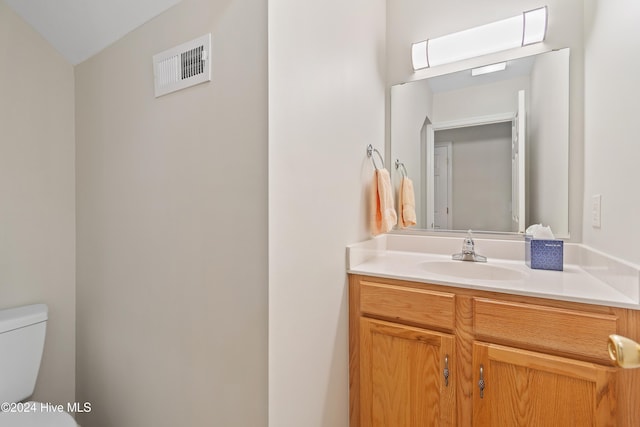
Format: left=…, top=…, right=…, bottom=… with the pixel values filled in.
left=391, top=48, right=570, bottom=236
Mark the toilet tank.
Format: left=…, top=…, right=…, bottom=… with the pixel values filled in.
left=0, top=304, right=48, bottom=404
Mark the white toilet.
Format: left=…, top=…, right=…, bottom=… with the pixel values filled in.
left=0, top=304, right=77, bottom=426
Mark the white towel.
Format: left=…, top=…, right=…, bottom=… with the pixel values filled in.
left=369, top=169, right=397, bottom=235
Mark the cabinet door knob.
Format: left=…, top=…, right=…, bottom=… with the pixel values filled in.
left=478, top=365, right=485, bottom=398
left=443, top=355, right=450, bottom=387
left=609, top=334, right=640, bottom=368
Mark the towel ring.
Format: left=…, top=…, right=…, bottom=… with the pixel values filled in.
left=395, top=159, right=408, bottom=177
left=367, top=144, right=385, bottom=170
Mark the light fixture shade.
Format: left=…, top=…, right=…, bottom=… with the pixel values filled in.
left=411, top=40, right=429, bottom=70
left=471, top=62, right=507, bottom=76
left=523, top=7, right=548, bottom=45
left=412, top=6, right=548, bottom=71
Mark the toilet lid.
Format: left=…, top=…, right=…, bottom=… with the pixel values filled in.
left=0, top=402, right=77, bottom=427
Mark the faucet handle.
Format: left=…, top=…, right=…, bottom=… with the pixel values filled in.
left=462, top=230, right=475, bottom=253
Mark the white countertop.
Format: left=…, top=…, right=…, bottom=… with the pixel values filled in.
left=347, top=234, right=640, bottom=310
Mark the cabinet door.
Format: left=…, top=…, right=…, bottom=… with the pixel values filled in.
left=473, top=342, right=617, bottom=426
left=360, top=318, right=455, bottom=426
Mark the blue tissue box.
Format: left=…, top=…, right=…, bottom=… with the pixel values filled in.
left=525, top=235, right=563, bottom=271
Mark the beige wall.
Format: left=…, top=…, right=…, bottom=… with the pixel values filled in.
left=0, top=0, right=76, bottom=407
left=528, top=48, right=570, bottom=235
left=74, top=0, right=267, bottom=425
left=583, top=0, right=640, bottom=264
left=268, top=0, right=386, bottom=425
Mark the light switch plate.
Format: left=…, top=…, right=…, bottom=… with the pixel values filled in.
left=592, top=194, right=602, bottom=228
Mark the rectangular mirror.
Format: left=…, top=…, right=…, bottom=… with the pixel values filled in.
left=391, top=48, right=570, bottom=237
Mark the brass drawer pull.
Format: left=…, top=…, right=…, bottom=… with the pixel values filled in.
left=609, top=334, right=640, bottom=368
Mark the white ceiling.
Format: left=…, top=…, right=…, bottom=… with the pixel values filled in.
left=4, top=0, right=181, bottom=65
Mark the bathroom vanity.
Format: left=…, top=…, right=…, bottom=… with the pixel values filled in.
left=347, top=235, right=640, bottom=426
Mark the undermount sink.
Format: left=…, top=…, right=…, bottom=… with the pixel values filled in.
left=420, top=260, right=526, bottom=281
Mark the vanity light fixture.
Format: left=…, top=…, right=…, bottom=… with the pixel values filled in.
left=411, top=6, right=548, bottom=71
left=471, top=62, right=507, bottom=76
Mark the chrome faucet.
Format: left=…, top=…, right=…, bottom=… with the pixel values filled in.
left=452, top=230, right=487, bottom=262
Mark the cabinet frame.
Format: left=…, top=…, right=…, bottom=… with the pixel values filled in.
left=349, top=274, right=640, bottom=426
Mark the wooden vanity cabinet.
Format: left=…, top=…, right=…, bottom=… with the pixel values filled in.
left=349, top=274, right=640, bottom=426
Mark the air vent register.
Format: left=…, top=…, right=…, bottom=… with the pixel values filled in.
left=153, top=33, right=211, bottom=97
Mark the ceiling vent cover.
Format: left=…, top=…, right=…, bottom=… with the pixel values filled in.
left=153, top=33, right=211, bottom=98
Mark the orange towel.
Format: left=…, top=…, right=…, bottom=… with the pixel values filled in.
left=370, top=168, right=397, bottom=236
left=398, top=176, right=417, bottom=228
